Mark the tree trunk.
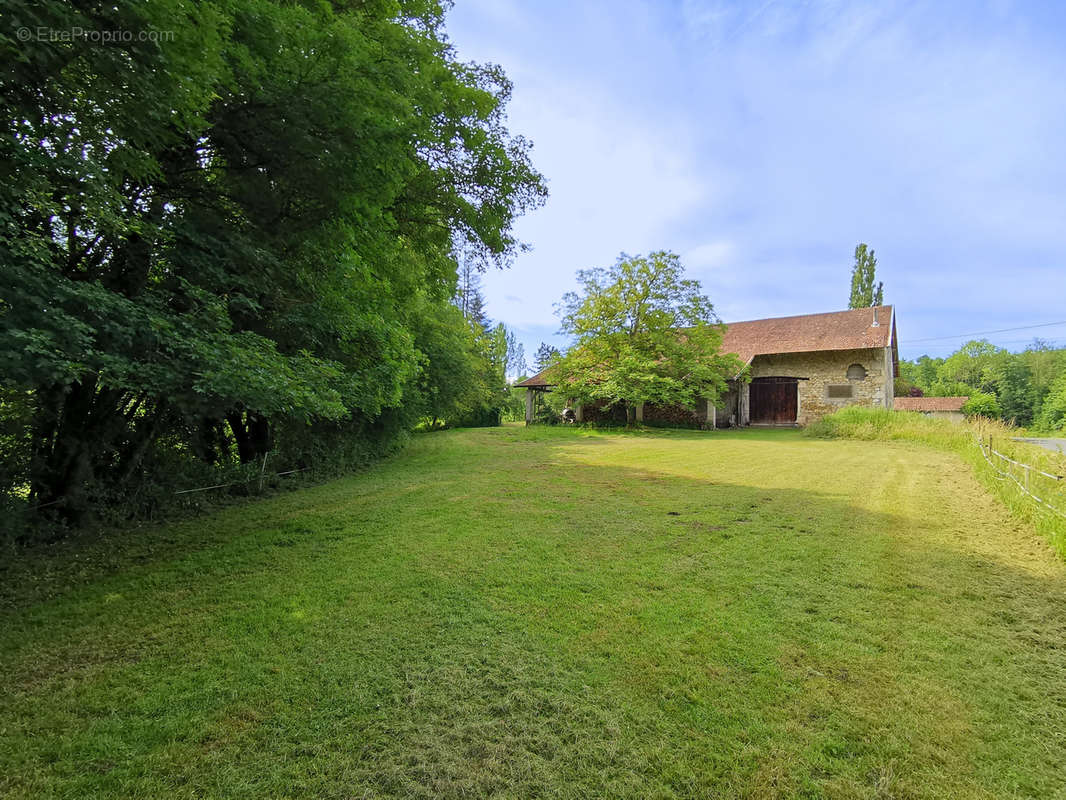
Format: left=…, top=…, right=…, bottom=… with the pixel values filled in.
left=226, top=410, right=270, bottom=464
left=116, top=400, right=168, bottom=484
left=192, top=417, right=220, bottom=465
left=227, top=411, right=254, bottom=463
left=249, top=413, right=271, bottom=458
left=29, top=379, right=103, bottom=522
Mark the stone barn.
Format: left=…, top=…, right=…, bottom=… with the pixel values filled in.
left=716, top=305, right=898, bottom=427
left=517, top=305, right=898, bottom=428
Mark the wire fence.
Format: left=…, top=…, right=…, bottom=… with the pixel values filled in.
left=172, top=466, right=311, bottom=495
left=976, top=436, right=1065, bottom=519
left=24, top=459, right=311, bottom=513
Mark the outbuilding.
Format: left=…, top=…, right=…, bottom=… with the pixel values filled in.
left=893, top=396, right=968, bottom=423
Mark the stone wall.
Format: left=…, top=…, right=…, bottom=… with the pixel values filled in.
left=747, top=347, right=892, bottom=426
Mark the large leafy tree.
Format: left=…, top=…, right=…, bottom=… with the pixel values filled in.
left=930, top=340, right=1003, bottom=396
left=552, top=251, right=741, bottom=423
left=411, top=299, right=494, bottom=429
left=0, top=0, right=545, bottom=521
left=848, top=243, right=884, bottom=308
left=1021, top=340, right=1066, bottom=423
left=990, top=355, right=1036, bottom=425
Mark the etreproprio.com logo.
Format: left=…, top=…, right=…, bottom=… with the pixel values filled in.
left=17, top=26, right=175, bottom=44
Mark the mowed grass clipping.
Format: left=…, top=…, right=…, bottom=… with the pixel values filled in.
left=2, top=425, right=1065, bottom=799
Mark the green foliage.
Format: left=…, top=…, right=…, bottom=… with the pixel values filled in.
left=0, top=0, right=545, bottom=528
left=915, top=355, right=942, bottom=388
left=897, top=339, right=1066, bottom=429
left=848, top=243, right=883, bottom=308
left=961, top=391, right=1001, bottom=418
left=552, top=251, right=742, bottom=422
left=411, top=300, right=494, bottom=427
left=414, top=311, right=527, bottom=429
left=989, top=356, right=1035, bottom=425
left=1036, top=371, right=1066, bottom=432
left=933, top=340, right=1000, bottom=394
left=1024, top=340, right=1066, bottom=428
left=499, top=384, right=528, bottom=423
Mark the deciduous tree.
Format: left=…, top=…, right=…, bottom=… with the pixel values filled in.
left=552, top=251, right=741, bottom=424
left=0, top=0, right=546, bottom=523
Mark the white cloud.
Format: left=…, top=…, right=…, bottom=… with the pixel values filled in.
left=447, top=0, right=1066, bottom=362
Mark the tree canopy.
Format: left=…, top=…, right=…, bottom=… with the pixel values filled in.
left=897, top=339, right=1066, bottom=429
left=551, top=251, right=742, bottom=422
left=0, top=0, right=545, bottom=526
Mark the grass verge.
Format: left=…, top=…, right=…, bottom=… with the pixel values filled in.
left=804, top=407, right=1066, bottom=558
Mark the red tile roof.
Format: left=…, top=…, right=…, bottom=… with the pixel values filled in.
left=515, top=306, right=897, bottom=388
left=720, top=306, right=895, bottom=365
left=894, top=396, right=968, bottom=412
left=515, top=370, right=552, bottom=388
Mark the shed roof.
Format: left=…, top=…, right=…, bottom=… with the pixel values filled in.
left=514, top=305, right=897, bottom=388
left=894, top=396, right=968, bottom=412
left=515, top=370, right=553, bottom=388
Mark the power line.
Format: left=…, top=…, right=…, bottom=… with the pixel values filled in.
left=902, top=320, right=1066, bottom=345
left=902, top=337, right=1062, bottom=354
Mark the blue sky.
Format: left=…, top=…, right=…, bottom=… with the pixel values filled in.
left=444, top=0, right=1066, bottom=368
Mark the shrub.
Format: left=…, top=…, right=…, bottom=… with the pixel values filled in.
left=962, top=391, right=1002, bottom=419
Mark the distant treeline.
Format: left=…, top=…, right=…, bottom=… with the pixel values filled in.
left=0, top=0, right=544, bottom=534
left=896, top=340, right=1066, bottom=430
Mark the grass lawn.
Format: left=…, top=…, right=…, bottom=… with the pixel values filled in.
left=2, top=425, right=1065, bottom=798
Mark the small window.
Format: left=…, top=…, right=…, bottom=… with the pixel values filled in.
left=846, top=364, right=867, bottom=381
left=827, top=384, right=854, bottom=399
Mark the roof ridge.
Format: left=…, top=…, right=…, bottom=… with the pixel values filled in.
left=724, top=305, right=893, bottom=327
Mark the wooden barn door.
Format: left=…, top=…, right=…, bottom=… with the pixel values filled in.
left=749, top=377, right=798, bottom=424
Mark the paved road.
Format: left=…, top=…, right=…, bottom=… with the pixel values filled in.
left=1012, top=437, right=1066, bottom=454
